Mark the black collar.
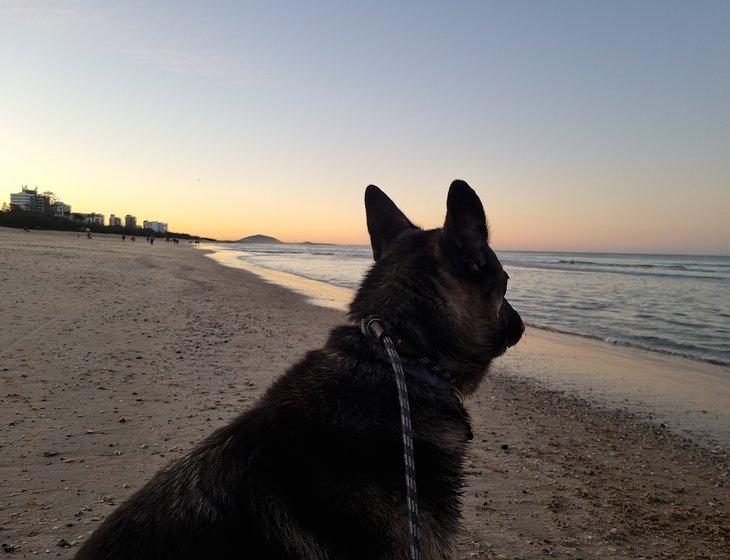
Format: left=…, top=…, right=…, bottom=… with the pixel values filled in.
left=400, top=356, right=473, bottom=440
left=360, top=315, right=473, bottom=446
left=405, top=356, right=465, bottom=405
left=359, top=317, right=464, bottom=405
left=362, top=327, right=464, bottom=405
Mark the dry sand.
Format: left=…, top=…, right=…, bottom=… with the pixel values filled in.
left=0, top=227, right=727, bottom=559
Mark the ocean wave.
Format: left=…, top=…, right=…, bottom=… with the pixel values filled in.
left=553, top=259, right=728, bottom=274
left=502, top=261, right=727, bottom=281
left=527, top=322, right=730, bottom=367
left=558, top=259, right=654, bottom=268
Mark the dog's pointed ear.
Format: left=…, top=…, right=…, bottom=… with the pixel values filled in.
left=443, top=180, right=490, bottom=272
left=365, top=185, right=416, bottom=261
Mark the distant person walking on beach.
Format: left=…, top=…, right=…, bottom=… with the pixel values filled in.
left=122, top=234, right=126, bottom=242
left=86, top=227, right=92, bottom=240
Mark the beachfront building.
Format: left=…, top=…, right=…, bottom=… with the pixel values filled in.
left=124, top=215, right=137, bottom=229
left=52, top=202, right=72, bottom=218
left=143, top=220, right=168, bottom=234
left=9, top=186, right=50, bottom=213
left=75, top=212, right=104, bottom=225
left=109, top=214, right=122, bottom=227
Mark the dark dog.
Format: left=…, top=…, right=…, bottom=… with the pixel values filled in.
left=75, top=180, right=523, bottom=559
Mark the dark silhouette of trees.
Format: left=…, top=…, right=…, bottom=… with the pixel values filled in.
left=0, top=206, right=208, bottom=241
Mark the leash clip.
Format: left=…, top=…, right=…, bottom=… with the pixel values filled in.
left=360, top=315, right=392, bottom=342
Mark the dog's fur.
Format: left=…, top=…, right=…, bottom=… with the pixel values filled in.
left=75, top=180, right=523, bottom=560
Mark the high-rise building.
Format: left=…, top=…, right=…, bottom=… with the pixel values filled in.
left=9, top=186, right=50, bottom=213
left=109, top=214, right=122, bottom=227
left=124, top=215, right=137, bottom=229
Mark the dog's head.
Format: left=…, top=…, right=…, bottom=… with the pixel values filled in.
left=349, top=180, right=524, bottom=394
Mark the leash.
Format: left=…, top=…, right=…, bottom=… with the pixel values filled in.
left=361, top=315, right=421, bottom=560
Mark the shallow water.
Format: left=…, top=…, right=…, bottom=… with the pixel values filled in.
left=205, top=243, right=730, bottom=366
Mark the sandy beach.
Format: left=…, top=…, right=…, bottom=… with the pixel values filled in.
left=0, top=227, right=727, bottom=559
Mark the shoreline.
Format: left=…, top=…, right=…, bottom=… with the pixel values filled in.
left=1, top=228, right=727, bottom=559
left=525, top=322, right=730, bottom=369
left=204, top=244, right=729, bottom=367
left=203, top=243, right=730, bottom=448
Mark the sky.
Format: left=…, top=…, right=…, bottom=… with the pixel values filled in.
left=1, top=1, right=728, bottom=253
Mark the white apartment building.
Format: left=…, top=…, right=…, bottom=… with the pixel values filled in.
left=143, top=220, right=168, bottom=234
left=9, top=186, right=50, bottom=213
left=77, top=213, right=104, bottom=225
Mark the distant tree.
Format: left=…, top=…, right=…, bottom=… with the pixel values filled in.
left=41, top=191, right=59, bottom=204
left=0, top=204, right=210, bottom=239
left=40, top=191, right=59, bottom=214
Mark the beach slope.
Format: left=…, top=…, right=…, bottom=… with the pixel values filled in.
left=0, top=228, right=727, bottom=559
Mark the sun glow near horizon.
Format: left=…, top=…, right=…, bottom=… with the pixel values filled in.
left=3, top=169, right=727, bottom=255
left=1, top=2, right=728, bottom=254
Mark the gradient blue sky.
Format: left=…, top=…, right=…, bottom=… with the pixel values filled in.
left=1, top=1, right=728, bottom=252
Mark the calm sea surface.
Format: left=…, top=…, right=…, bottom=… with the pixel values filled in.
left=213, top=243, right=730, bottom=366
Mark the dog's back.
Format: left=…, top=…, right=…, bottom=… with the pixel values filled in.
left=76, top=332, right=470, bottom=559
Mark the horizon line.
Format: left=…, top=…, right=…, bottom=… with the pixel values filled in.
left=220, top=237, right=729, bottom=259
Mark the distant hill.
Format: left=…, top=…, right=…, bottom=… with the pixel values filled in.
left=236, top=234, right=282, bottom=244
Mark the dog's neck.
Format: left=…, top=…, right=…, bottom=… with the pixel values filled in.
left=354, top=320, right=467, bottom=404
left=327, top=323, right=490, bottom=397
left=348, top=324, right=473, bottom=440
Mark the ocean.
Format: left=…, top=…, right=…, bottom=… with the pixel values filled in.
left=206, top=243, right=730, bottom=366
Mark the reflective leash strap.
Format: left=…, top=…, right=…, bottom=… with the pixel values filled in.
left=361, top=316, right=421, bottom=560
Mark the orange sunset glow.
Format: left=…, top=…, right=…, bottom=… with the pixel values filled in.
left=1, top=3, right=728, bottom=253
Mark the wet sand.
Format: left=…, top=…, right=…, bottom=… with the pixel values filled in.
left=1, top=228, right=727, bottom=559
